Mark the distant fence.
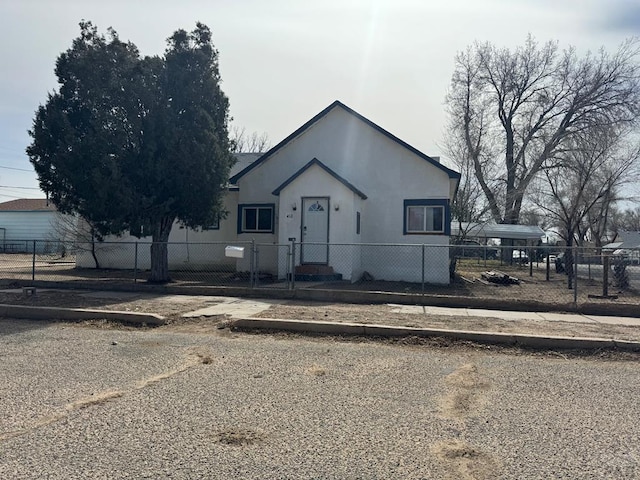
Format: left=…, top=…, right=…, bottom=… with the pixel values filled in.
left=0, top=240, right=637, bottom=306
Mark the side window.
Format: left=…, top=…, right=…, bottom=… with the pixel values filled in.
left=238, top=204, right=274, bottom=233
left=403, top=199, right=450, bottom=235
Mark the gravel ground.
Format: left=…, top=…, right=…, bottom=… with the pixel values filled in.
left=1, top=319, right=639, bottom=479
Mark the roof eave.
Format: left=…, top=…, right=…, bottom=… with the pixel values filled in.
left=271, top=158, right=368, bottom=200
left=229, top=100, right=461, bottom=184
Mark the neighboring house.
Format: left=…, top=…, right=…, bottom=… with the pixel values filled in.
left=79, top=101, right=461, bottom=284
left=604, top=231, right=640, bottom=250
left=0, top=198, right=62, bottom=253
left=603, top=231, right=640, bottom=263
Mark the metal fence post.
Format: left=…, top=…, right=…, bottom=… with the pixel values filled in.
left=573, top=245, right=578, bottom=304
left=134, top=242, right=139, bottom=284
left=254, top=243, right=260, bottom=287
left=249, top=239, right=255, bottom=288
left=289, top=238, right=296, bottom=291
left=286, top=244, right=292, bottom=290
left=421, top=244, right=425, bottom=295
left=32, top=240, right=36, bottom=281
left=602, top=254, right=609, bottom=297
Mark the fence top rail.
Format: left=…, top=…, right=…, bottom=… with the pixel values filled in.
left=290, top=242, right=447, bottom=247
left=71, top=241, right=256, bottom=247
left=12, top=239, right=637, bottom=252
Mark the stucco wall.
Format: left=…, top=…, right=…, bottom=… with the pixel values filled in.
left=237, top=106, right=454, bottom=283
left=75, top=104, right=456, bottom=284
left=76, top=191, right=243, bottom=270
left=276, top=164, right=362, bottom=280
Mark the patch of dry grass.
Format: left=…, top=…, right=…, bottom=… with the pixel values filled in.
left=431, top=439, right=501, bottom=480
left=215, top=428, right=264, bottom=446
left=306, top=364, right=326, bottom=376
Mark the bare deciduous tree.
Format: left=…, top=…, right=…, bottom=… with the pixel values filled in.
left=230, top=125, right=271, bottom=153
left=609, top=205, right=640, bottom=234
left=532, top=127, right=639, bottom=288
left=446, top=36, right=640, bottom=225
left=48, top=213, right=104, bottom=269
left=584, top=186, right=620, bottom=252
left=445, top=136, right=491, bottom=226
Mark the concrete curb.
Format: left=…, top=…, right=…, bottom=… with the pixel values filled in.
left=0, top=304, right=166, bottom=326
left=232, top=317, right=640, bottom=352
left=19, top=279, right=640, bottom=319
left=2, top=301, right=637, bottom=352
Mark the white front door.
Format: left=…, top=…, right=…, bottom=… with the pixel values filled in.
left=301, top=197, right=329, bottom=264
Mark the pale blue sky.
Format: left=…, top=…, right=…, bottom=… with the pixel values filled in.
left=0, top=0, right=638, bottom=200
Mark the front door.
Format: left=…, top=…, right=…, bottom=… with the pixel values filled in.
left=301, top=197, right=329, bottom=264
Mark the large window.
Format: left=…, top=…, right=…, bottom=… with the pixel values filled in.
left=403, top=199, right=450, bottom=235
left=238, top=204, right=274, bottom=233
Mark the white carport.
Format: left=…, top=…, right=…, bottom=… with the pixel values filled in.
left=451, top=222, right=546, bottom=244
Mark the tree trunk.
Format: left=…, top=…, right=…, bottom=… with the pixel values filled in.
left=565, top=235, right=574, bottom=290
left=90, top=229, right=100, bottom=269
left=90, top=240, right=101, bottom=269
left=149, top=216, right=174, bottom=283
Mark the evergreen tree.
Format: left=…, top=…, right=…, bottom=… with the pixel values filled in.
left=27, top=22, right=234, bottom=282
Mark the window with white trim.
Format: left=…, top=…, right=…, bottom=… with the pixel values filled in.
left=404, top=199, right=448, bottom=234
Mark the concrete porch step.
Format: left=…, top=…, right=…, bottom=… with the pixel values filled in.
left=294, top=264, right=342, bottom=282
left=294, top=273, right=343, bottom=282
left=295, top=265, right=335, bottom=275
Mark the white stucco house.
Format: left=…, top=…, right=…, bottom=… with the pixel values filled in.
left=79, top=101, right=460, bottom=284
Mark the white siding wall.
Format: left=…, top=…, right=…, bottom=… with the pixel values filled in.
left=0, top=211, right=60, bottom=253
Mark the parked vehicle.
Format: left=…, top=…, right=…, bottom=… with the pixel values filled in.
left=512, top=249, right=529, bottom=264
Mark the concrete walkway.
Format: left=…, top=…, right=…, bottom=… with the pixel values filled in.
left=180, top=297, right=640, bottom=328
left=182, top=297, right=287, bottom=319
left=177, top=297, right=640, bottom=351
left=388, top=304, right=640, bottom=327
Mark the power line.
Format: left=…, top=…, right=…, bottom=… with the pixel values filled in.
left=0, top=185, right=40, bottom=190
left=0, top=193, right=28, bottom=200
left=0, top=165, right=33, bottom=172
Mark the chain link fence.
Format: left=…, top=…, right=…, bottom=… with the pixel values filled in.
left=1, top=240, right=638, bottom=306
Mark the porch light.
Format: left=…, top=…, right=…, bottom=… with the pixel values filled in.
left=292, top=202, right=297, bottom=211
left=334, top=203, right=340, bottom=211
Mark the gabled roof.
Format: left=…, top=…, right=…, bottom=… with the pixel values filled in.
left=272, top=158, right=368, bottom=199
left=230, top=152, right=262, bottom=178
left=0, top=198, right=56, bottom=212
left=604, top=231, right=640, bottom=249
left=229, top=100, right=460, bottom=184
